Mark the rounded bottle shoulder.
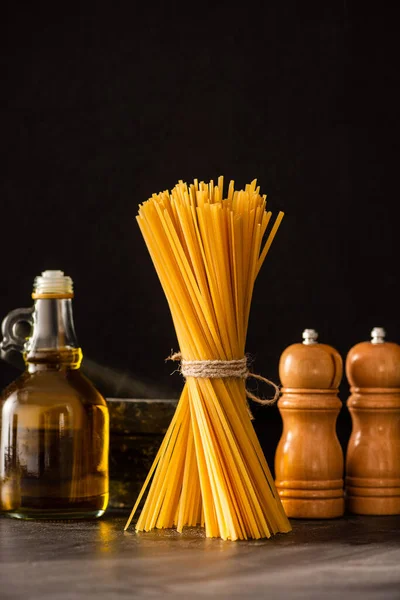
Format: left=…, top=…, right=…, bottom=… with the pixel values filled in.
left=279, top=342, right=343, bottom=389
left=346, top=341, right=400, bottom=388
left=0, top=369, right=107, bottom=407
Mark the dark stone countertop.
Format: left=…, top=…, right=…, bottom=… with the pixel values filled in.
left=0, top=511, right=399, bottom=599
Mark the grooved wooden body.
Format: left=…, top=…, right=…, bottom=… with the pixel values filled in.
left=275, top=342, right=344, bottom=519
left=345, top=340, right=400, bottom=515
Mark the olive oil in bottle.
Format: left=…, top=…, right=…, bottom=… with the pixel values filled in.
left=0, top=270, right=109, bottom=519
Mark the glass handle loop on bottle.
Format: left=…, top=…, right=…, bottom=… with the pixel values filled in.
left=0, top=307, right=34, bottom=359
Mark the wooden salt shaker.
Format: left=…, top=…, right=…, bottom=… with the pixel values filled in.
left=275, top=329, right=345, bottom=518
left=345, top=327, right=400, bottom=515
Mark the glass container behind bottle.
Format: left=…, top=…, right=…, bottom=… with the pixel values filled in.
left=0, top=270, right=109, bottom=519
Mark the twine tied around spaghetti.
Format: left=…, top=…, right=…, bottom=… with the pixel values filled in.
left=167, top=352, right=280, bottom=408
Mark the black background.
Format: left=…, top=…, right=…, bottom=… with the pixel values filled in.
left=1, top=3, right=399, bottom=467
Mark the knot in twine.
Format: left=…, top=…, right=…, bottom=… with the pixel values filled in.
left=167, top=352, right=280, bottom=407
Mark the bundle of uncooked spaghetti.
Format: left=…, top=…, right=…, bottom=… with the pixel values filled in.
left=125, top=177, right=291, bottom=540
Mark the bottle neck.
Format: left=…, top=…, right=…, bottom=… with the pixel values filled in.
left=25, top=298, right=82, bottom=371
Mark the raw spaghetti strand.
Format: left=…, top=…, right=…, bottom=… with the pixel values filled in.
left=124, top=177, right=291, bottom=540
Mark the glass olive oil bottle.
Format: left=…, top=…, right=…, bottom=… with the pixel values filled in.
left=0, top=270, right=109, bottom=519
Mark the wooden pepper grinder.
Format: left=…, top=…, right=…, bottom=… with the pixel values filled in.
left=275, top=329, right=345, bottom=518
left=345, top=327, right=400, bottom=515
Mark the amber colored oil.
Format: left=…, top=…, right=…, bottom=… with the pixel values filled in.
left=0, top=352, right=109, bottom=519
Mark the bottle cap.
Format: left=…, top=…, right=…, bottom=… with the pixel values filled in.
left=32, top=270, right=74, bottom=298
left=346, top=327, right=400, bottom=388
left=371, top=327, right=386, bottom=344
left=279, top=329, right=342, bottom=389
left=302, top=328, right=318, bottom=345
